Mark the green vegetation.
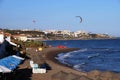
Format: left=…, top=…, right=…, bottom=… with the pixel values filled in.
left=4, top=29, right=45, bottom=38
left=12, top=39, right=45, bottom=54
left=13, top=39, right=44, bottom=47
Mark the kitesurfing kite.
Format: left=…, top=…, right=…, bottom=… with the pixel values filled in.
left=32, top=20, right=36, bottom=24
left=76, top=16, right=82, bottom=23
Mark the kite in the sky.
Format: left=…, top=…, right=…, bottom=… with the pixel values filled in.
left=76, top=16, right=82, bottom=23
left=32, top=20, right=36, bottom=23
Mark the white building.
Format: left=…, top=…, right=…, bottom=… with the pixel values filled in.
left=43, top=30, right=56, bottom=34
left=12, top=34, right=27, bottom=42
left=74, top=30, right=88, bottom=37
left=54, top=30, right=71, bottom=37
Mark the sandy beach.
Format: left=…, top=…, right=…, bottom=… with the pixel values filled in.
left=28, top=47, right=87, bottom=80
left=3, top=47, right=120, bottom=80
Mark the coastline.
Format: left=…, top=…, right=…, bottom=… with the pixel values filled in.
left=16, top=47, right=120, bottom=80
left=30, top=47, right=87, bottom=80
left=31, top=47, right=120, bottom=80
left=41, top=37, right=117, bottom=41
left=44, top=47, right=80, bottom=64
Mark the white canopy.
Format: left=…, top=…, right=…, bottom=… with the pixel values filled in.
left=0, top=65, right=11, bottom=73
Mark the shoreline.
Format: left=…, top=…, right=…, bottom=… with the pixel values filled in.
left=17, top=47, right=120, bottom=80
left=43, top=47, right=87, bottom=78
left=39, top=47, right=120, bottom=79
left=41, top=37, right=117, bottom=41
left=44, top=47, right=81, bottom=70
left=19, top=47, right=87, bottom=80
left=44, top=47, right=79, bottom=64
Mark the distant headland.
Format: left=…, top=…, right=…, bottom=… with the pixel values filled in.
left=0, top=28, right=116, bottom=42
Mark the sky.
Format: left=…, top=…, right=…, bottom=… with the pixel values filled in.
left=0, top=0, right=120, bottom=36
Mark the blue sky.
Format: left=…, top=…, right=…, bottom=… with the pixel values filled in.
left=0, top=0, right=120, bottom=36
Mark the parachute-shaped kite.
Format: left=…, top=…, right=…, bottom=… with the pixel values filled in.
left=76, top=16, right=82, bottom=23
left=32, top=20, right=36, bottom=23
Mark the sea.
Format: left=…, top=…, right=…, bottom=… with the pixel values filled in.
left=44, top=38, right=120, bottom=73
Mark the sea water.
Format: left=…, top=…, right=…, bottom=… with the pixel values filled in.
left=44, top=39, right=120, bottom=73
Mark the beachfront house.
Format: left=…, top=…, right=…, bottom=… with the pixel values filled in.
left=12, top=34, right=27, bottom=42
left=54, top=30, right=71, bottom=38
left=74, top=30, right=88, bottom=37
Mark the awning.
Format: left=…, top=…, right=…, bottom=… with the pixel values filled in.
left=0, top=55, right=24, bottom=73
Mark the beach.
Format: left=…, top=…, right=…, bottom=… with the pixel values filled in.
left=6, top=47, right=120, bottom=80
left=28, top=47, right=87, bottom=80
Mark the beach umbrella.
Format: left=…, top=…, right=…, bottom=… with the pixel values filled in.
left=38, top=47, right=43, bottom=51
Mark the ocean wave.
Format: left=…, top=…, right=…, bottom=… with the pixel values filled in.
left=48, top=39, right=120, bottom=72
left=87, top=53, right=100, bottom=59
left=73, top=63, right=86, bottom=71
